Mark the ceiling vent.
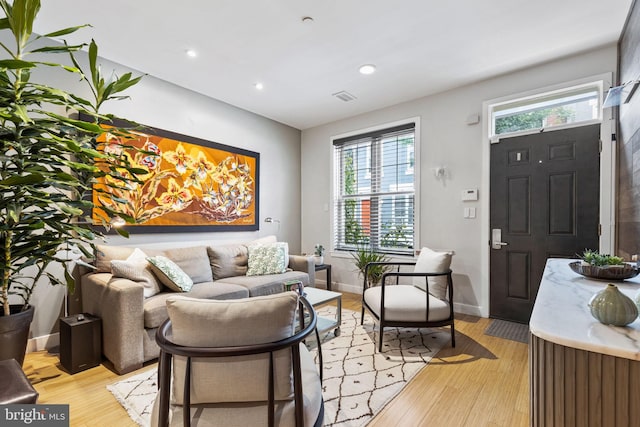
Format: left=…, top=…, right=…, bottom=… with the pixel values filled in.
left=332, top=91, right=357, bottom=102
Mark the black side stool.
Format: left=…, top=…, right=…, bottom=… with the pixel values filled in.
left=59, top=313, right=102, bottom=374
left=0, top=358, right=38, bottom=404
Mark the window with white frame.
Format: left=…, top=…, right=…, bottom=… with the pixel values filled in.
left=490, top=83, right=601, bottom=139
left=333, top=122, right=416, bottom=255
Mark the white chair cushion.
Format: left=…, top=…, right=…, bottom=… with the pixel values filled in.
left=364, top=285, right=451, bottom=322
left=413, top=247, right=453, bottom=300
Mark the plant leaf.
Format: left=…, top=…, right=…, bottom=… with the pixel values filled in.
left=0, top=58, right=35, bottom=69
left=42, top=24, right=88, bottom=38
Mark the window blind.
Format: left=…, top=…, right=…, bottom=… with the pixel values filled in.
left=333, top=123, right=416, bottom=255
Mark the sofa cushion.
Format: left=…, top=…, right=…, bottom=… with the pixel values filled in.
left=218, top=270, right=308, bottom=297
left=246, top=242, right=288, bottom=276
left=110, top=248, right=162, bottom=298
left=166, top=292, right=299, bottom=404
left=413, top=247, right=453, bottom=300
left=143, top=282, right=250, bottom=329
left=95, top=245, right=165, bottom=273
left=246, top=235, right=277, bottom=247
left=207, top=244, right=248, bottom=279
left=147, top=256, right=193, bottom=292
left=163, top=246, right=213, bottom=283
left=95, top=245, right=135, bottom=273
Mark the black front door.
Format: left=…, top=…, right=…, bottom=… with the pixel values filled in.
left=489, top=124, right=600, bottom=323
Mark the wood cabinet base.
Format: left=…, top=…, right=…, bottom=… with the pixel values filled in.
left=530, top=333, right=640, bottom=427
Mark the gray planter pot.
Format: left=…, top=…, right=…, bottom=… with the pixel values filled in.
left=0, top=305, right=35, bottom=366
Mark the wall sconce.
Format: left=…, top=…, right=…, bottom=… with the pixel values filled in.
left=264, top=217, right=280, bottom=224
left=603, top=80, right=639, bottom=108
left=76, top=216, right=127, bottom=232
left=433, top=166, right=447, bottom=179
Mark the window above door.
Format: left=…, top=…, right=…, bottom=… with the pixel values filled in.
left=489, top=82, right=602, bottom=140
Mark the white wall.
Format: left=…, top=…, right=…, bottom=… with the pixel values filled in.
left=301, top=44, right=618, bottom=316
left=17, top=43, right=302, bottom=341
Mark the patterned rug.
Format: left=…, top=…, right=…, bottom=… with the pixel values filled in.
left=107, top=307, right=450, bottom=426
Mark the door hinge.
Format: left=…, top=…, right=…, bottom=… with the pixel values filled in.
left=598, top=224, right=602, bottom=236
left=599, top=140, right=602, bottom=153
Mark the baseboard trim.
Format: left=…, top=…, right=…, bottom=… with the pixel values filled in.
left=331, top=281, right=362, bottom=295
left=453, top=302, right=483, bottom=317
left=27, top=332, right=59, bottom=353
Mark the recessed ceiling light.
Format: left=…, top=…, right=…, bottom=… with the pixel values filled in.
left=301, top=16, right=314, bottom=24
left=185, top=49, right=197, bottom=58
left=254, top=82, right=264, bottom=90
left=359, top=64, right=376, bottom=75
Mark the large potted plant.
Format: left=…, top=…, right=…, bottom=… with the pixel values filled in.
left=0, top=0, right=142, bottom=365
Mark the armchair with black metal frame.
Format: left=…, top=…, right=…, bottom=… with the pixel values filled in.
left=360, top=261, right=455, bottom=352
left=152, top=293, right=324, bottom=427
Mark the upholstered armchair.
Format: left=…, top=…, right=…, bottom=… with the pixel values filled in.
left=361, top=248, right=455, bottom=352
left=151, top=291, right=324, bottom=427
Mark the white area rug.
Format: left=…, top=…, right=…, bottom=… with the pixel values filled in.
left=107, top=307, right=449, bottom=427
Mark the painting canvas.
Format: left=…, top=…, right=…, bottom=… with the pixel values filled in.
left=91, top=120, right=259, bottom=232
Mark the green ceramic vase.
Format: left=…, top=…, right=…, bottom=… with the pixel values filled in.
left=588, top=284, right=638, bottom=326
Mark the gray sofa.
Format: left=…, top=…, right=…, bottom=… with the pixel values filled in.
left=76, top=236, right=315, bottom=374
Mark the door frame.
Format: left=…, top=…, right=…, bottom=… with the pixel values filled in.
left=480, top=73, right=616, bottom=318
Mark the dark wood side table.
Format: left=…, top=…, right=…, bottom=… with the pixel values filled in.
left=314, top=263, right=332, bottom=291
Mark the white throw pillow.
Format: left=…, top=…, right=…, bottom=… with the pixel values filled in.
left=246, top=242, right=289, bottom=276
left=110, top=248, right=162, bottom=298
left=413, top=247, right=453, bottom=300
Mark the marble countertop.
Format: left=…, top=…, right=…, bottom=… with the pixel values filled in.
left=530, top=258, right=640, bottom=360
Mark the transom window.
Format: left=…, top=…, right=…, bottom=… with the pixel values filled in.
left=490, top=83, right=601, bottom=138
left=333, top=122, right=416, bottom=255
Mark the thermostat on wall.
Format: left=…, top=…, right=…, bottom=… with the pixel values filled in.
left=462, top=188, right=478, bottom=201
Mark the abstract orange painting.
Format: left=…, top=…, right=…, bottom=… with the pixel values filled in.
left=92, top=121, right=259, bottom=232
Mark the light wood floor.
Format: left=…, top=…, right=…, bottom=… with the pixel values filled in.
left=23, top=292, right=529, bottom=427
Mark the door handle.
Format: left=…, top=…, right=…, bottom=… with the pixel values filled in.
left=491, top=229, right=509, bottom=250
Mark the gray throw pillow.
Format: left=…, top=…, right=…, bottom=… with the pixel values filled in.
left=163, top=246, right=213, bottom=283
left=207, top=244, right=248, bottom=279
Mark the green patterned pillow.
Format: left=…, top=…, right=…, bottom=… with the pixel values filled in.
left=147, top=256, right=194, bottom=292
left=246, top=242, right=288, bottom=276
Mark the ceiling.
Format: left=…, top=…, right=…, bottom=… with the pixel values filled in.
left=34, top=0, right=633, bottom=130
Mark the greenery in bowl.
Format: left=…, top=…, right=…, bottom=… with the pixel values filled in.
left=580, top=249, right=625, bottom=267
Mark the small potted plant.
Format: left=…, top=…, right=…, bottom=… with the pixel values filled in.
left=314, top=244, right=325, bottom=265
left=351, top=246, right=391, bottom=287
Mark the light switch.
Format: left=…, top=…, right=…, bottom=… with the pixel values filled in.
left=469, top=207, right=476, bottom=218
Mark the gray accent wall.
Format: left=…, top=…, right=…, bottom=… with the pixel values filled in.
left=617, top=0, right=640, bottom=258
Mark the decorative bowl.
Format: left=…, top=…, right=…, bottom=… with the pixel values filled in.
left=569, top=261, right=640, bottom=281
